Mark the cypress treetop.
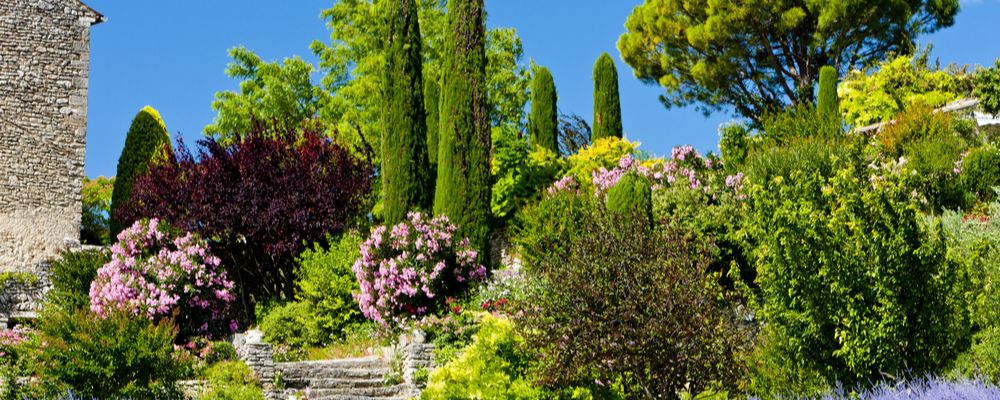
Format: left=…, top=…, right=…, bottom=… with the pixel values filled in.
left=434, top=0, right=492, bottom=265
left=529, top=66, right=559, bottom=153
left=817, top=65, right=840, bottom=118
left=381, top=0, right=433, bottom=224
left=593, top=52, right=623, bottom=141
left=110, top=106, right=172, bottom=236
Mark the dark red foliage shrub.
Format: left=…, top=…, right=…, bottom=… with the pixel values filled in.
left=119, top=127, right=373, bottom=320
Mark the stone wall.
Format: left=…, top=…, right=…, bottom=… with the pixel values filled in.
left=0, top=0, right=102, bottom=272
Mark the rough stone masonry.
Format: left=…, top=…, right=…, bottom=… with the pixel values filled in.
left=0, top=0, right=102, bottom=273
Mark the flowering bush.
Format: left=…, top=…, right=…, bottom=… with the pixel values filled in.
left=90, top=219, right=237, bottom=339
left=353, top=213, right=487, bottom=328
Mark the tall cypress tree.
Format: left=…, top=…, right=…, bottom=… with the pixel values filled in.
left=110, top=106, right=172, bottom=236
left=424, top=76, right=440, bottom=172
left=593, top=52, right=623, bottom=141
left=434, top=0, right=492, bottom=264
left=817, top=65, right=839, bottom=118
left=528, top=66, right=558, bottom=153
left=381, top=0, right=432, bottom=224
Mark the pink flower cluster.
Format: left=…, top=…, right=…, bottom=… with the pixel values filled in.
left=90, top=219, right=237, bottom=339
left=591, top=147, right=710, bottom=195
left=0, top=325, right=32, bottom=359
left=353, top=212, right=487, bottom=328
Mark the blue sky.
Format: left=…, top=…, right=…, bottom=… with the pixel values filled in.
left=82, top=0, right=1000, bottom=178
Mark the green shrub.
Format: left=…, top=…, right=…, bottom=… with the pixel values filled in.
left=423, top=314, right=620, bottom=400
left=492, top=125, right=564, bottom=221
left=941, top=202, right=1000, bottom=381
left=259, top=301, right=328, bottom=360
left=760, top=103, right=841, bottom=143
left=204, top=341, right=239, bottom=365
left=974, top=59, right=1000, bottom=117
left=198, top=361, right=265, bottom=400
left=31, top=308, right=187, bottom=399
left=47, top=249, right=110, bottom=312
left=514, top=190, right=597, bottom=274
left=295, top=233, right=363, bottom=337
left=605, top=172, right=652, bottom=224
left=718, top=122, right=752, bottom=172
left=592, top=53, right=622, bottom=140
left=110, top=106, right=172, bottom=236
left=747, top=165, right=969, bottom=392
left=745, top=136, right=847, bottom=186
left=962, top=146, right=1000, bottom=203
left=518, top=208, right=745, bottom=399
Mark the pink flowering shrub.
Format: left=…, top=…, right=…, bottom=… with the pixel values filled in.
left=89, top=219, right=237, bottom=339
left=353, top=212, right=487, bottom=328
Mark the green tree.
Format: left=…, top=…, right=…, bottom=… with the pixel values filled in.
left=110, top=106, right=171, bottom=236
left=312, top=0, right=529, bottom=163
left=593, top=53, right=622, bottom=140
left=381, top=0, right=433, bottom=224
left=425, top=76, right=441, bottom=171
left=205, top=47, right=329, bottom=146
left=618, top=0, right=960, bottom=123
left=817, top=65, right=839, bottom=120
left=434, top=0, right=492, bottom=264
left=528, top=66, right=558, bottom=152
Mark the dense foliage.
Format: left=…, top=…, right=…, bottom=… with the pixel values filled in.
left=592, top=53, right=622, bottom=140
left=354, top=213, right=487, bottom=329
left=747, top=163, right=969, bottom=391
left=839, top=51, right=973, bottom=127
left=48, top=249, right=109, bottom=313
left=975, top=60, right=1000, bottom=116
left=121, top=126, right=373, bottom=316
left=30, top=309, right=187, bottom=400
left=433, top=0, right=493, bottom=263
left=197, top=361, right=265, bottom=400
left=425, top=76, right=441, bottom=171
left=519, top=206, right=745, bottom=399
left=90, top=219, right=237, bottom=339
left=491, top=125, right=563, bottom=221
left=619, top=0, right=960, bottom=123
left=381, top=0, right=433, bottom=224
left=81, top=176, right=114, bottom=245
left=528, top=66, right=558, bottom=153
left=817, top=65, right=839, bottom=121
left=204, top=47, right=328, bottom=145
left=110, top=106, right=172, bottom=236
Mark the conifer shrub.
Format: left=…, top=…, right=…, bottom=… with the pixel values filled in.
left=605, top=171, right=652, bottom=224
left=592, top=53, right=622, bottom=141
left=817, top=65, right=839, bottom=120
left=528, top=66, right=558, bottom=153
left=382, top=0, right=433, bottom=224
left=434, top=0, right=492, bottom=264
left=111, top=106, right=172, bottom=236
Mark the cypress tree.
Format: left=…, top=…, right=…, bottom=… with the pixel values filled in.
left=424, top=76, right=441, bottom=172
left=381, top=0, right=433, bottom=224
left=110, top=106, right=172, bottom=236
left=817, top=65, right=839, bottom=118
left=593, top=52, right=623, bottom=141
left=528, top=66, right=559, bottom=153
left=434, top=0, right=492, bottom=264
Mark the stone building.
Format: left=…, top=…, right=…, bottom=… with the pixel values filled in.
left=0, top=0, right=102, bottom=273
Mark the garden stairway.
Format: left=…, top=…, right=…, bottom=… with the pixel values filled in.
left=271, top=334, right=435, bottom=400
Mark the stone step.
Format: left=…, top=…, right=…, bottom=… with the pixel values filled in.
left=305, top=385, right=408, bottom=398
left=279, top=356, right=387, bottom=370
left=282, top=368, right=390, bottom=384
left=284, top=377, right=387, bottom=390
